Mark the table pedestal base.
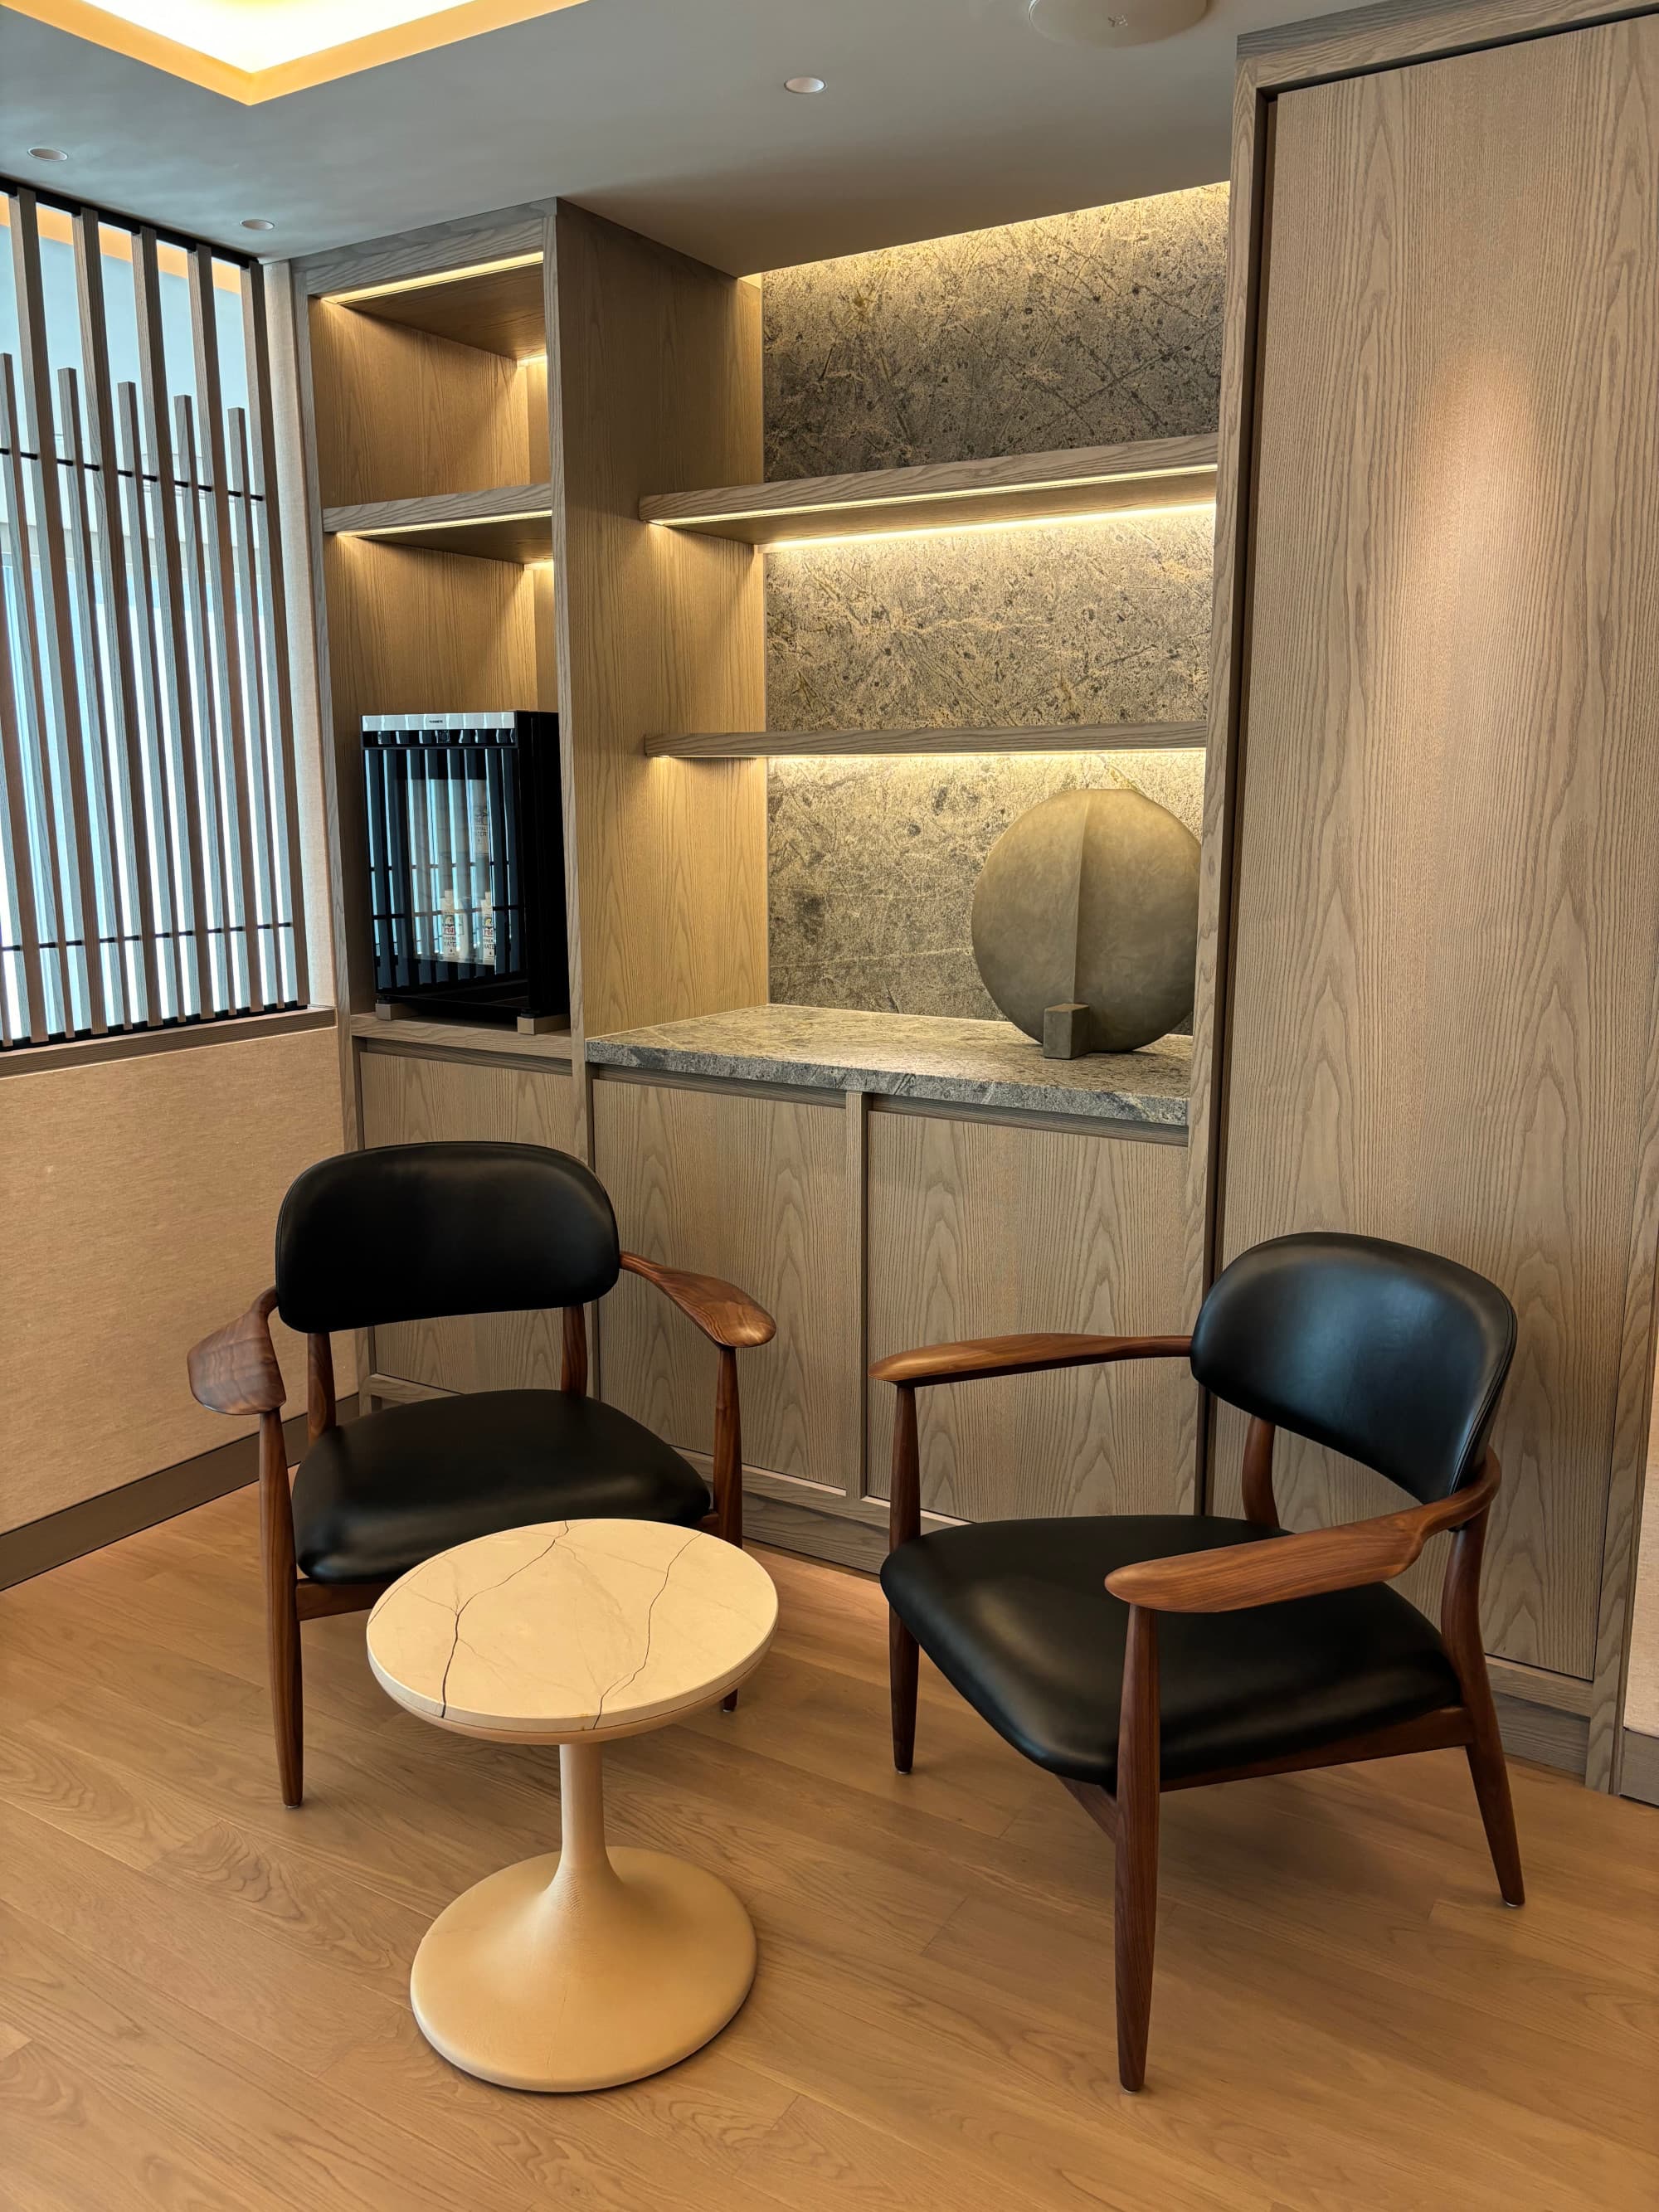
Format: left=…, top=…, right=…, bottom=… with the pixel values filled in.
left=409, top=1738, right=757, bottom=2091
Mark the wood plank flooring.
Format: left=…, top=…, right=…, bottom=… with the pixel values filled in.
left=1, top=1488, right=1655, bottom=2211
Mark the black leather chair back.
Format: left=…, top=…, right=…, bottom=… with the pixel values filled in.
left=1190, top=1232, right=1515, bottom=1504
left=275, top=1141, right=620, bottom=1334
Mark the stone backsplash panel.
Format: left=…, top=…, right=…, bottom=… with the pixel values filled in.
left=761, top=185, right=1227, bottom=477
left=768, top=747, right=1206, bottom=1022
left=765, top=508, right=1213, bottom=736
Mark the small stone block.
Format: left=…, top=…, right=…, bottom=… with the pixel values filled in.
left=1043, top=1003, right=1099, bottom=1059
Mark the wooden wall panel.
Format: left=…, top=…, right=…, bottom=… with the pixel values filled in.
left=867, top=1112, right=1193, bottom=1521
left=591, top=1077, right=855, bottom=1490
left=322, top=536, right=545, bottom=1010
left=357, top=1044, right=576, bottom=1392
left=308, top=302, right=533, bottom=505
left=0, top=1023, right=349, bottom=1531
left=550, top=205, right=766, bottom=1041
left=1216, top=22, right=1659, bottom=1676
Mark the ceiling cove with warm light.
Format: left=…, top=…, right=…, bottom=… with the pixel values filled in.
left=4, top=0, right=591, bottom=102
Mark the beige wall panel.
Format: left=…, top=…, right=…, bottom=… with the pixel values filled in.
left=309, top=302, right=531, bottom=506
left=0, top=1025, right=348, bottom=1532
left=323, top=537, right=542, bottom=1010
left=592, top=1078, right=855, bottom=1490
left=551, top=206, right=766, bottom=1039
left=867, top=1113, right=1192, bottom=1521
left=1216, top=22, right=1659, bottom=1676
left=358, top=1045, right=576, bottom=1393
left=1623, top=1383, right=1659, bottom=1738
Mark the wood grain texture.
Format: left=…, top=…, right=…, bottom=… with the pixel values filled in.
left=866, top=1113, right=1193, bottom=1521
left=308, top=300, right=533, bottom=507
left=549, top=202, right=766, bottom=1041
left=1215, top=19, right=1659, bottom=1680
left=1107, top=1456, right=1500, bottom=1612
left=1619, top=1385, right=1659, bottom=1736
left=592, top=1077, right=856, bottom=1491
left=645, top=720, right=1208, bottom=759
left=298, top=203, right=551, bottom=298
left=7, top=1495, right=1657, bottom=2212
left=333, top=255, right=547, bottom=360
left=640, top=435, right=1218, bottom=543
left=0, top=1023, right=349, bottom=1531
left=187, top=1291, right=285, bottom=1417
left=1185, top=53, right=1272, bottom=1461
left=344, top=1009, right=573, bottom=1062
left=323, top=534, right=547, bottom=1012
left=1240, top=0, right=1646, bottom=80
left=619, top=1252, right=776, bottom=1349
left=324, top=483, right=554, bottom=566
left=356, top=1043, right=577, bottom=1392
left=872, top=1332, right=1190, bottom=1388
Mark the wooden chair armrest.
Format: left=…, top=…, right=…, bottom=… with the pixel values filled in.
left=870, top=1332, right=1192, bottom=1388
left=1105, top=1459, right=1501, bottom=1614
left=187, top=1288, right=286, bottom=1416
left=619, top=1252, right=776, bottom=1349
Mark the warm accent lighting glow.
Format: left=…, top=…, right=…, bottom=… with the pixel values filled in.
left=342, top=509, right=548, bottom=540
left=325, top=252, right=543, bottom=307
left=6, top=0, right=591, bottom=103
left=760, top=499, right=1218, bottom=553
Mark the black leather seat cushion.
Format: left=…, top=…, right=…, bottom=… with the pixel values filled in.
left=883, top=1516, right=1460, bottom=1790
left=292, top=1390, right=710, bottom=1584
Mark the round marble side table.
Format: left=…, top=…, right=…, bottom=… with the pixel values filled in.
left=367, top=1518, right=777, bottom=2093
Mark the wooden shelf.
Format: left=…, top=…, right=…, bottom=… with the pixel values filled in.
left=639, top=435, right=1217, bottom=547
left=324, top=483, right=553, bottom=564
left=326, top=254, right=546, bottom=362
left=645, top=720, right=1208, bottom=760
left=348, top=1010, right=574, bottom=1063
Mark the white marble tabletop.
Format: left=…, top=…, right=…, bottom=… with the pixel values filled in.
left=367, top=1520, right=778, bottom=1740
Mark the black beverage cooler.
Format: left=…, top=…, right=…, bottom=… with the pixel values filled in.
left=362, top=711, right=568, bottom=1030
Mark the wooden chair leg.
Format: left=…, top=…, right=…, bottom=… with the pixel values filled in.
left=888, top=1382, right=921, bottom=1773
left=1114, top=1604, right=1160, bottom=2092
left=713, top=1348, right=744, bottom=1711
left=1465, top=1694, right=1525, bottom=1905
left=1440, top=1502, right=1523, bottom=1906
left=891, top=1614, right=918, bottom=1773
left=259, top=1409, right=303, bottom=1807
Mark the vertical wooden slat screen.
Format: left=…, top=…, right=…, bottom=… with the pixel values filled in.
left=0, top=182, right=309, bottom=1048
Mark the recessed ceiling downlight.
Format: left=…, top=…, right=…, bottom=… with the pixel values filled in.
left=241, top=218, right=277, bottom=231
left=1026, top=0, right=1207, bottom=46
left=785, top=75, right=826, bottom=94
left=28, top=146, right=70, bottom=162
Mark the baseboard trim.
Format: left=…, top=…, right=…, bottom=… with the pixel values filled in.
left=0, top=1397, right=360, bottom=1593
left=745, top=1490, right=889, bottom=1572
left=1620, top=1729, right=1659, bottom=1806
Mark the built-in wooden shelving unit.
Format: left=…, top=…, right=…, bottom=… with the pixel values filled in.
left=646, top=720, right=1208, bottom=759
left=327, top=252, right=547, bottom=360
left=639, top=433, right=1217, bottom=545
left=324, top=481, right=553, bottom=563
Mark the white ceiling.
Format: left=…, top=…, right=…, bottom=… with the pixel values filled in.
left=0, top=0, right=1321, bottom=275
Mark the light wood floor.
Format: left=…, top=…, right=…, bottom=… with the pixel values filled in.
left=2, top=1490, right=1657, bottom=2212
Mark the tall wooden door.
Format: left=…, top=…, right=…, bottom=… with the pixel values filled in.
left=1218, top=18, right=1659, bottom=1678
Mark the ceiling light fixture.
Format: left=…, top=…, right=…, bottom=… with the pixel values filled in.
left=28, top=146, right=69, bottom=162
left=241, top=218, right=277, bottom=232
left=785, top=75, right=826, bottom=94
left=1026, top=0, right=1207, bottom=46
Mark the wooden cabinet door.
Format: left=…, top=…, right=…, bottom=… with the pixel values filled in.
left=868, top=1112, right=1194, bottom=1521
left=1219, top=20, right=1659, bottom=1674
left=592, top=1077, right=857, bottom=1490
left=357, top=1044, right=577, bottom=1392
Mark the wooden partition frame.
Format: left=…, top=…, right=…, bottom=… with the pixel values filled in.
left=1190, top=0, right=1659, bottom=1790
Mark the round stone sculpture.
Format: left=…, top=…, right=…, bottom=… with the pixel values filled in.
left=971, top=787, right=1199, bottom=1055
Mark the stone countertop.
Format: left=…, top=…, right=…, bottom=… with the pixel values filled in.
left=586, top=1005, right=1190, bottom=1129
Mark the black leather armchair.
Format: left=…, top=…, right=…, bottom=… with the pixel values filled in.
left=188, top=1140, right=774, bottom=1806
left=872, top=1232, right=1522, bottom=2093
